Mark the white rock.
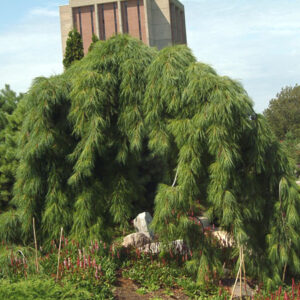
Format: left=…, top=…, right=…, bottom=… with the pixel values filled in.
left=139, top=240, right=188, bottom=254
left=196, top=216, right=211, bottom=228
left=211, top=229, right=234, bottom=247
left=170, top=240, right=188, bottom=254
left=133, top=212, right=154, bottom=239
left=122, top=232, right=151, bottom=248
left=139, top=242, right=160, bottom=254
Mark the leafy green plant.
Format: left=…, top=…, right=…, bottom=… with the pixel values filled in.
left=136, top=287, right=148, bottom=295
left=123, top=254, right=179, bottom=290
left=0, top=244, right=36, bottom=280
left=0, top=277, right=97, bottom=299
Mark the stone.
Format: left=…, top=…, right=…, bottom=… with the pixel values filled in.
left=196, top=216, right=211, bottom=228
left=139, top=242, right=160, bottom=254
left=139, top=239, right=188, bottom=254
left=211, top=229, right=234, bottom=247
left=230, top=282, right=255, bottom=298
left=122, top=232, right=151, bottom=248
left=133, top=212, right=154, bottom=239
left=170, top=240, right=188, bottom=254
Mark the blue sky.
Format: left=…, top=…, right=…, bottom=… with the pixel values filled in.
left=1, top=0, right=300, bottom=112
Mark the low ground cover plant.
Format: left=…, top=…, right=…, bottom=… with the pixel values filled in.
left=0, top=237, right=299, bottom=299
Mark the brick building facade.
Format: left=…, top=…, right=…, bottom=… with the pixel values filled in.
left=60, top=0, right=187, bottom=54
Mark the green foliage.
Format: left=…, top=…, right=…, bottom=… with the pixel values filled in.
left=0, top=239, right=119, bottom=299
left=122, top=252, right=227, bottom=299
left=0, top=238, right=297, bottom=300
left=264, top=85, right=300, bottom=140
left=0, top=85, right=22, bottom=211
left=40, top=240, right=117, bottom=299
left=88, top=34, right=100, bottom=52
left=147, top=54, right=300, bottom=284
left=11, top=76, right=75, bottom=242
left=0, top=244, right=36, bottom=279
left=264, top=85, right=300, bottom=164
left=1, top=35, right=299, bottom=288
left=0, top=85, right=18, bottom=129
left=0, top=277, right=99, bottom=299
left=63, top=29, right=84, bottom=69
left=123, top=254, right=180, bottom=291
left=282, top=131, right=300, bottom=165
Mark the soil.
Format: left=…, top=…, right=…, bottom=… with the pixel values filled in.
left=113, top=276, right=190, bottom=300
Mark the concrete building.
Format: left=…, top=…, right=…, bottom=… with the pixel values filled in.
left=60, top=0, right=187, bottom=54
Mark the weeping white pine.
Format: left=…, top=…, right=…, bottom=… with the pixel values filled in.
left=0, top=35, right=298, bottom=286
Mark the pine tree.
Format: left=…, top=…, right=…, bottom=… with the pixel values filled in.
left=0, top=86, right=23, bottom=242
left=63, top=29, right=84, bottom=69
left=0, top=85, right=18, bottom=130
left=0, top=85, right=22, bottom=210
left=1, top=35, right=299, bottom=286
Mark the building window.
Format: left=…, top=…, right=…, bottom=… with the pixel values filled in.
left=113, top=2, right=118, bottom=34
left=180, top=10, right=186, bottom=44
left=169, top=3, right=176, bottom=44
left=122, top=1, right=129, bottom=33
left=78, top=7, right=82, bottom=36
left=91, top=6, right=94, bottom=35
left=98, top=4, right=106, bottom=40
left=137, top=0, right=142, bottom=40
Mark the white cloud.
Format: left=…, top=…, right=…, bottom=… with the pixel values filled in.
left=29, top=8, right=59, bottom=18
left=183, top=0, right=300, bottom=112
left=1, top=0, right=300, bottom=113
left=0, top=4, right=64, bottom=94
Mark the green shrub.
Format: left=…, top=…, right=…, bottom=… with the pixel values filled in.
left=0, top=277, right=93, bottom=299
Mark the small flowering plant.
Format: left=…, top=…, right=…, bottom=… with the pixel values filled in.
left=0, top=243, right=36, bottom=280
left=39, top=238, right=119, bottom=296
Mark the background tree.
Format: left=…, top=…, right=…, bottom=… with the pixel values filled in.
left=0, top=85, right=22, bottom=210
left=264, top=85, right=300, bottom=165
left=63, top=29, right=84, bottom=69
left=0, top=85, right=18, bottom=129
left=0, top=86, right=23, bottom=242
left=264, top=85, right=300, bottom=140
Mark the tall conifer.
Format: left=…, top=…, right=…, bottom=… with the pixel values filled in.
left=63, top=29, right=84, bottom=69
left=0, top=85, right=22, bottom=210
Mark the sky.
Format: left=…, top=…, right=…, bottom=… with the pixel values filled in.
left=0, top=0, right=300, bottom=112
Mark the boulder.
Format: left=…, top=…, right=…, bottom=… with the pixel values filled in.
left=139, top=242, right=160, bottom=254
left=122, top=232, right=151, bottom=248
left=212, top=229, right=234, bottom=247
left=139, top=240, right=188, bottom=254
left=196, top=216, right=211, bottom=228
left=133, top=212, right=154, bottom=239
left=170, top=240, right=188, bottom=254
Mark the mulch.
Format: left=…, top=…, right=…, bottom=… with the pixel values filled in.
left=113, top=276, right=190, bottom=300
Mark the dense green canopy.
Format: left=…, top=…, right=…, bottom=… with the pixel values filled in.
left=0, top=85, right=22, bottom=210
left=264, top=85, right=300, bottom=165
left=63, top=29, right=84, bottom=69
left=264, top=85, right=300, bottom=140
left=1, top=35, right=299, bottom=286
